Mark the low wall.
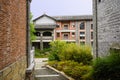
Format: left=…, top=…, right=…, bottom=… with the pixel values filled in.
left=0, top=56, right=27, bottom=80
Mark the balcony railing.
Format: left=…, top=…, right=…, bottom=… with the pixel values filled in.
left=36, top=36, right=53, bottom=40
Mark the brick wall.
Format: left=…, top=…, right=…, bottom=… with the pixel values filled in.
left=0, top=0, right=27, bottom=79
left=93, top=0, right=120, bottom=57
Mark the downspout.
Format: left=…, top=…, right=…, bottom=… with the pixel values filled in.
left=93, top=0, right=98, bottom=58
left=95, top=0, right=98, bottom=57
left=26, top=0, right=31, bottom=68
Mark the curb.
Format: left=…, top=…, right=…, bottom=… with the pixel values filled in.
left=46, top=65, right=75, bottom=80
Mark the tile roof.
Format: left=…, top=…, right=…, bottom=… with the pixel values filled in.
left=33, top=14, right=93, bottom=21
left=53, top=15, right=93, bottom=21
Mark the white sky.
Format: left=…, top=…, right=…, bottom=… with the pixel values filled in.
left=31, top=0, right=93, bottom=19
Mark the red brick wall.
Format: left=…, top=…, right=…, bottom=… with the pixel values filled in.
left=0, top=0, right=27, bottom=70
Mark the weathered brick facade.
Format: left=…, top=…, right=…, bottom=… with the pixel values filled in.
left=93, top=0, right=120, bottom=57
left=0, top=0, right=27, bottom=79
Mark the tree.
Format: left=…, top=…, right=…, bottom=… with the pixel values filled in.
left=30, top=13, right=36, bottom=42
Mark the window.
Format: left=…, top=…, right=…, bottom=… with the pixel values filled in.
left=80, top=41, right=85, bottom=45
left=63, top=34, right=68, bottom=40
left=35, top=32, right=40, bottom=36
left=80, top=32, right=85, bottom=35
left=63, top=25, right=68, bottom=30
left=80, top=36, right=85, bottom=39
left=57, top=33, right=60, bottom=37
left=72, top=25, right=75, bottom=27
left=72, top=32, right=75, bottom=35
left=72, top=23, right=75, bottom=27
left=91, top=42, right=93, bottom=46
left=98, top=0, right=101, bottom=3
left=80, top=22, right=85, bottom=30
left=91, top=24, right=93, bottom=29
left=57, top=24, right=60, bottom=28
left=72, top=32, right=75, bottom=37
left=80, top=32, right=85, bottom=37
left=91, top=32, right=93, bottom=39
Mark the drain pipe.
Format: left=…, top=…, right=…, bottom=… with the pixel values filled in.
left=93, top=0, right=98, bottom=58
left=26, top=0, right=32, bottom=68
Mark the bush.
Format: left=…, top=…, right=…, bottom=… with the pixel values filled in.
left=91, top=52, right=120, bottom=80
left=70, top=65, right=92, bottom=80
left=48, top=60, right=92, bottom=80
left=48, top=40, right=66, bottom=61
left=48, top=61, right=58, bottom=68
left=59, top=43, right=93, bottom=64
left=35, top=48, right=50, bottom=58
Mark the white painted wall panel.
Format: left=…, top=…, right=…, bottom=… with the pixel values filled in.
left=35, top=16, right=56, bottom=25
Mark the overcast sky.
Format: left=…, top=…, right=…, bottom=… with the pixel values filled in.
left=31, top=0, right=93, bottom=19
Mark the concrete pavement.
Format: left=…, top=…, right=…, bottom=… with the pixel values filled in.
left=34, top=58, right=68, bottom=80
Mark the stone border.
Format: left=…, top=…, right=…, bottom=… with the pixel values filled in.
left=46, top=65, right=75, bottom=80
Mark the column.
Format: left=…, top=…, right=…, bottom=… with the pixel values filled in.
left=52, top=32, right=54, bottom=41
left=40, top=32, right=43, bottom=50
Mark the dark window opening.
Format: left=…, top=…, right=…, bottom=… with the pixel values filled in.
left=63, top=25, right=68, bottom=30
left=80, top=32, right=85, bottom=35
left=91, top=24, right=93, bottom=29
left=98, top=0, right=101, bottom=3
left=91, top=32, right=93, bottom=39
left=91, top=42, right=93, bottom=46
left=72, top=32, right=75, bottom=35
left=57, top=33, right=60, bottom=37
left=43, top=32, right=52, bottom=36
left=63, top=34, right=68, bottom=40
left=34, top=32, right=40, bottom=36
left=80, top=22, right=85, bottom=30
left=80, top=41, right=85, bottom=45
left=80, top=36, right=85, bottom=39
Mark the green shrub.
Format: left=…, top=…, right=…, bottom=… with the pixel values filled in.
left=91, top=52, right=120, bottom=80
left=48, top=52, right=60, bottom=61
left=70, top=65, right=92, bottom=80
left=48, top=40, right=66, bottom=61
left=59, top=43, right=93, bottom=64
left=35, top=48, right=50, bottom=58
left=48, top=61, right=58, bottom=68
left=57, top=60, right=79, bottom=71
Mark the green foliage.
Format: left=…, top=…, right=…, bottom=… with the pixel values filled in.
left=59, top=43, right=93, bottom=64
left=48, top=40, right=67, bottom=61
left=91, top=52, right=120, bottom=80
left=70, top=65, right=92, bottom=80
left=48, top=60, right=92, bottom=80
left=35, top=48, right=50, bottom=58
left=30, top=13, right=36, bottom=41
left=48, top=41, right=93, bottom=80
left=49, top=41, right=92, bottom=64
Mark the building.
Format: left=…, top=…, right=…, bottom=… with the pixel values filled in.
left=93, top=0, right=120, bottom=57
left=0, top=0, right=34, bottom=80
left=33, top=14, right=93, bottom=50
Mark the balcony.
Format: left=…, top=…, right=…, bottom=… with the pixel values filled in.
left=34, top=36, right=53, bottom=42
left=62, top=39, right=76, bottom=42
left=56, top=29, right=75, bottom=32
left=80, top=34, right=85, bottom=36
left=36, top=36, right=53, bottom=40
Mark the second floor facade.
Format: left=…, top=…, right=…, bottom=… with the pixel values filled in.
left=33, top=14, right=93, bottom=47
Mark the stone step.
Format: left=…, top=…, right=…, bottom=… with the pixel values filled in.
left=35, top=74, right=59, bottom=77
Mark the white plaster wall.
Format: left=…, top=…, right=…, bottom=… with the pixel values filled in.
left=35, top=16, right=56, bottom=25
